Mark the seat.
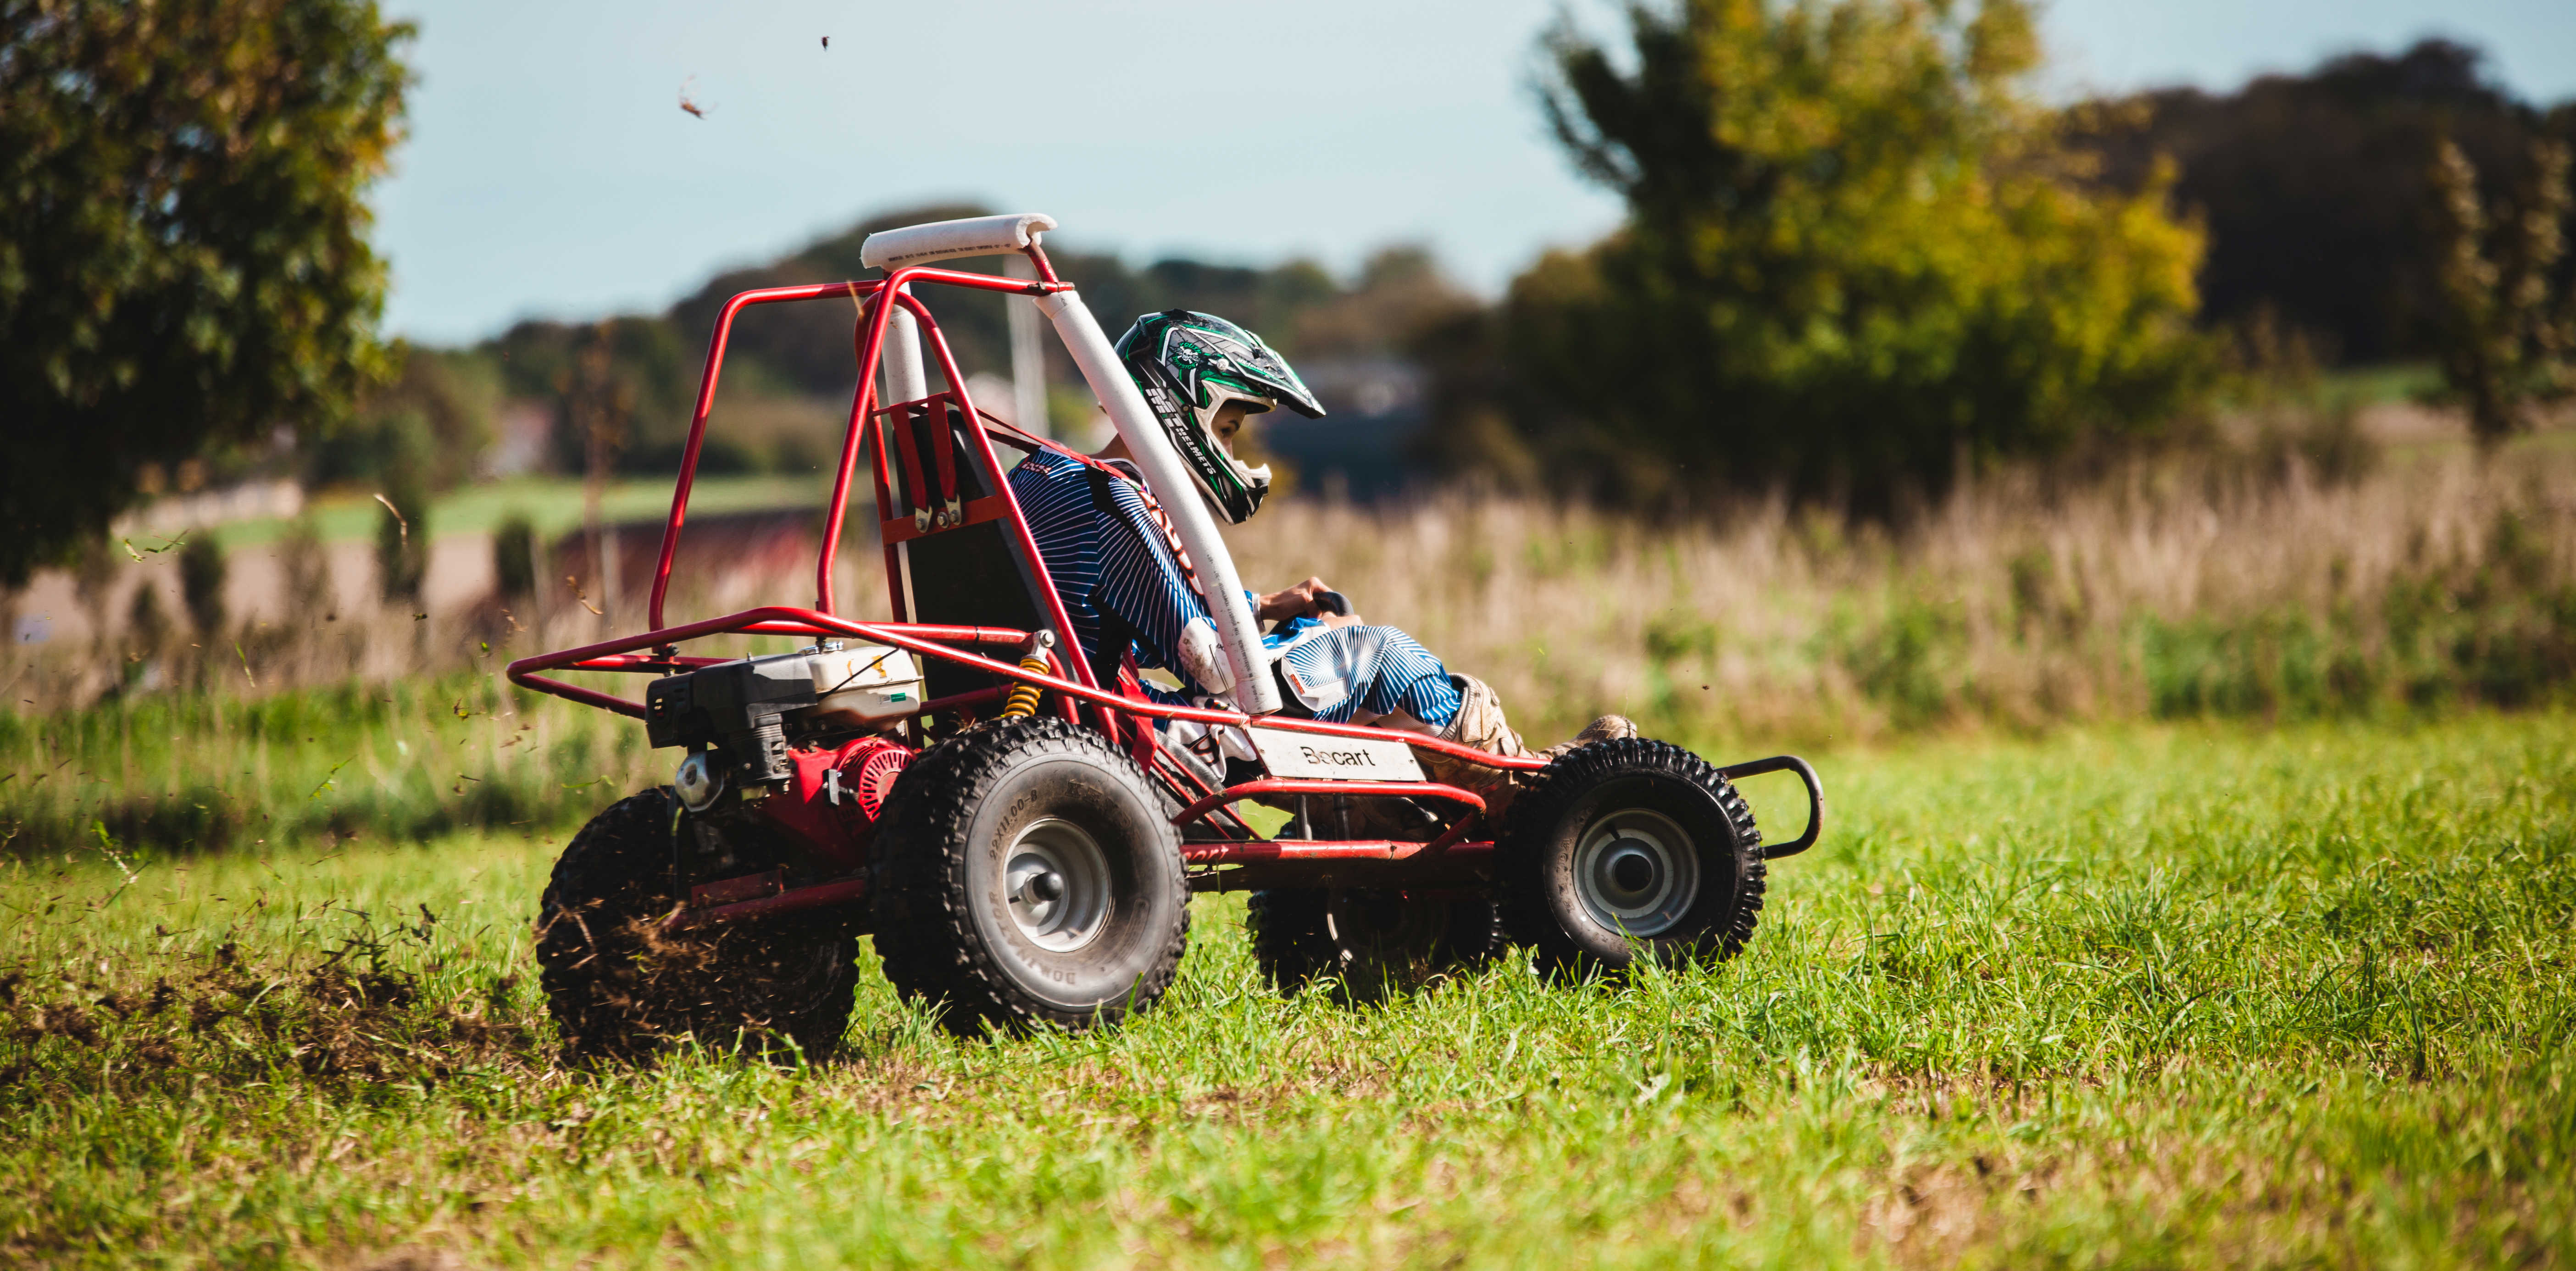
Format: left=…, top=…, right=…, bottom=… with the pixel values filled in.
left=877, top=397, right=1053, bottom=705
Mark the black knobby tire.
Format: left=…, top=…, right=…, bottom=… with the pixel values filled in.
left=1495, top=738, right=1765, bottom=974
left=871, top=717, right=1189, bottom=1036
left=1245, top=888, right=1334, bottom=991
left=1247, top=887, right=1504, bottom=999
left=534, top=789, right=859, bottom=1062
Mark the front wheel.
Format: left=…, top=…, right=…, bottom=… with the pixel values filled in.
left=1495, top=738, right=1765, bottom=974
left=870, top=718, right=1189, bottom=1036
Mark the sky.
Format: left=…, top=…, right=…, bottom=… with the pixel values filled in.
left=374, top=0, right=2576, bottom=346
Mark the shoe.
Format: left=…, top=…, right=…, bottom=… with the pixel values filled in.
left=1412, top=675, right=1533, bottom=817
left=1539, top=714, right=1639, bottom=760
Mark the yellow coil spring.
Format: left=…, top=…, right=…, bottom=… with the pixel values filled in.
left=999, top=654, right=1052, bottom=718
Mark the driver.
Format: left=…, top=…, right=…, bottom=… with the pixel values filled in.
left=1005, top=309, right=1633, bottom=814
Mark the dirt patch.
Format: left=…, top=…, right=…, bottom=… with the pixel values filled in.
left=0, top=935, right=541, bottom=1093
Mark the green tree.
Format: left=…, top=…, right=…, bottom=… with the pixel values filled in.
left=2426, top=137, right=2574, bottom=446
left=1489, top=0, right=2207, bottom=511
left=0, top=0, right=412, bottom=584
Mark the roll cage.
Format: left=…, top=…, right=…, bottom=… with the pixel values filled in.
left=506, top=218, right=1821, bottom=898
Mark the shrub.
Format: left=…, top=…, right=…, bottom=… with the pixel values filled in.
left=1455, top=0, right=2210, bottom=512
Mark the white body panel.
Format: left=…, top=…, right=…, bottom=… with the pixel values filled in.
left=789, top=645, right=924, bottom=729
left=1249, top=727, right=1425, bottom=782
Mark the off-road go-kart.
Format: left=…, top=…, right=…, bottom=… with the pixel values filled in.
left=509, top=213, right=1823, bottom=1059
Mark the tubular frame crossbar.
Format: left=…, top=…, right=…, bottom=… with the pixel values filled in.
left=505, top=603, right=1544, bottom=802
left=1166, top=780, right=1485, bottom=828
left=646, top=266, right=1068, bottom=634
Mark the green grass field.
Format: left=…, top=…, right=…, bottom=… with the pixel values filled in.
left=4, top=712, right=2571, bottom=1268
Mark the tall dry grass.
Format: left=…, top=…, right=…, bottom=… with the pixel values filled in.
left=5, top=438, right=2571, bottom=854
left=1230, top=442, right=2576, bottom=746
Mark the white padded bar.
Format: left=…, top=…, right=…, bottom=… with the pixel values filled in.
left=860, top=212, right=1058, bottom=271
left=880, top=296, right=928, bottom=404
left=1036, top=290, right=1283, bottom=715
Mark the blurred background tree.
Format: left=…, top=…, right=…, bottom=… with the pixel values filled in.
left=304, top=341, right=500, bottom=491
left=0, top=0, right=413, bottom=583
left=1422, top=0, right=2209, bottom=513
left=2425, top=137, right=2574, bottom=445
left=492, top=514, right=538, bottom=602
left=2070, top=39, right=2576, bottom=367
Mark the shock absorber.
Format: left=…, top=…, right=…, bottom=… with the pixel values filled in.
left=999, top=630, right=1055, bottom=719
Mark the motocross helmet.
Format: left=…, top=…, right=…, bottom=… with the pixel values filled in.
left=1113, top=310, right=1324, bottom=523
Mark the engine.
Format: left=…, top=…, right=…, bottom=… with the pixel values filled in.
left=646, top=644, right=926, bottom=869
left=644, top=643, right=924, bottom=789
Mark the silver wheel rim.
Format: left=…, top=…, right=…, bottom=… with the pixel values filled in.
left=1004, top=818, right=1113, bottom=953
left=1572, top=808, right=1699, bottom=938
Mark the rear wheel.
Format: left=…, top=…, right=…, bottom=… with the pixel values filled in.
left=1247, top=886, right=1502, bottom=999
left=871, top=718, right=1189, bottom=1036
left=1496, top=738, right=1765, bottom=974
left=533, top=789, right=859, bottom=1062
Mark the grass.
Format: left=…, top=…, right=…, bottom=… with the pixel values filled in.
left=3, top=710, right=2570, bottom=1268
left=0, top=669, right=664, bottom=857
left=1224, top=438, right=2576, bottom=745
left=17, top=425, right=2572, bottom=739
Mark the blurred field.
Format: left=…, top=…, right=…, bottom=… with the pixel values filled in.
left=3, top=711, right=2570, bottom=1268
left=1236, top=438, right=2576, bottom=747
left=6, top=428, right=2572, bottom=856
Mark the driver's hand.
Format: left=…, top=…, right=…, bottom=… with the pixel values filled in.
left=1256, top=577, right=1335, bottom=622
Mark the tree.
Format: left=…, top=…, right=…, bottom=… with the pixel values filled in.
left=0, top=0, right=412, bottom=584
left=2426, top=137, right=2574, bottom=446
left=1477, top=0, right=2207, bottom=511
left=2069, top=40, right=2569, bottom=365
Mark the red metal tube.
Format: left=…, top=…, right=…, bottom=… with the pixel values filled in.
left=509, top=605, right=1551, bottom=774
left=818, top=286, right=901, bottom=613
left=653, top=279, right=877, bottom=631
left=1166, top=779, right=1486, bottom=828
left=898, top=298, right=1112, bottom=705
left=650, top=265, right=1074, bottom=631
left=661, top=877, right=869, bottom=931
left=1181, top=838, right=1498, bottom=866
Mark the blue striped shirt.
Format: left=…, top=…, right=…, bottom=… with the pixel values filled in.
left=1009, top=447, right=1462, bottom=727
left=1010, top=448, right=1216, bottom=699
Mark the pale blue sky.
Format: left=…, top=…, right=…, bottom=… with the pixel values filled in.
left=375, top=0, right=2576, bottom=345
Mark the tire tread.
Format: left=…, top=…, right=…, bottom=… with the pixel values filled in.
left=871, top=717, right=1189, bottom=1035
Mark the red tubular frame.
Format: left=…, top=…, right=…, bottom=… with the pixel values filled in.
left=514, top=249, right=1537, bottom=899
left=508, top=603, right=1543, bottom=775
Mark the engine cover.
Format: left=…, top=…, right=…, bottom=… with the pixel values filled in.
left=756, top=736, right=916, bottom=868
left=645, top=645, right=922, bottom=786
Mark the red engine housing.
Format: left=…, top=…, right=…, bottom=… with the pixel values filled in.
left=757, top=736, right=914, bottom=870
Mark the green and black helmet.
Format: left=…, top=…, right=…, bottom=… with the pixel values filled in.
left=1113, top=310, right=1324, bottom=523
